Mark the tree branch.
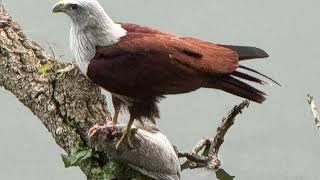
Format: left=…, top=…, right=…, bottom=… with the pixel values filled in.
left=208, top=100, right=250, bottom=169
left=307, top=94, right=320, bottom=129
left=179, top=100, right=250, bottom=171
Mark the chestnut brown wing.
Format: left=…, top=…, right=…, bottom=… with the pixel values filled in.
left=87, top=33, right=239, bottom=98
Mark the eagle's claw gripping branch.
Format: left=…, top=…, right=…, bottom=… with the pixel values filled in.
left=116, top=117, right=135, bottom=149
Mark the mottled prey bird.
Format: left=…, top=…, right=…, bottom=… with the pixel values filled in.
left=52, top=0, right=278, bottom=149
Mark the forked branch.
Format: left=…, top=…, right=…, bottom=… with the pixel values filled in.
left=179, top=100, right=250, bottom=171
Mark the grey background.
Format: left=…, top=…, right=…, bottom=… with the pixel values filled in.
left=1, top=0, right=319, bottom=179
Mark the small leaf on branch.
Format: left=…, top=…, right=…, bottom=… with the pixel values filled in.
left=216, top=169, right=235, bottom=180
left=61, top=148, right=93, bottom=168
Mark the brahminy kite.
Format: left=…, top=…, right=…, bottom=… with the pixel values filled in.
left=52, top=0, right=279, bottom=148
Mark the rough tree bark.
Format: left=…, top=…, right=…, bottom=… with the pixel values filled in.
left=0, top=3, right=249, bottom=180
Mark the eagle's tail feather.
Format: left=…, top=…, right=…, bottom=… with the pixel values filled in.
left=238, top=65, right=280, bottom=86
left=231, top=71, right=267, bottom=85
left=213, top=76, right=266, bottom=103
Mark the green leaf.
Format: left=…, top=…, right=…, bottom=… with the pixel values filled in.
left=91, top=164, right=116, bottom=180
left=216, top=169, right=235, bottom=180
left=75, top=149, right=93, bottom=162
left=37, top=62, right=53, bottom=75
left=61, top=154, right=73, bottom=168
left=61, top=148, right=93, bottom=168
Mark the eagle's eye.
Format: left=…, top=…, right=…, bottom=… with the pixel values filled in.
left=69, top=4, right=80, bottom=11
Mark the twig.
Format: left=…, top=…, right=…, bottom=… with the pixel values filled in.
left=179, top=100, right=250, bottom=171
left=179, top=138, right=211, bottom=170
left=208, top=100, right=250, bottom=169
left=46, top=41, right=56, bottom=60
left=307, top=94, right=320, bottom=129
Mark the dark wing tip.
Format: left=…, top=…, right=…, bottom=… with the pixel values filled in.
left=221, top=45, right=269, bottom=60
left=253, top=47, right=269, bottom=59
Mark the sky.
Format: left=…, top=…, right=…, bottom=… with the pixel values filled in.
left=1, top=0, right=320, bottom=179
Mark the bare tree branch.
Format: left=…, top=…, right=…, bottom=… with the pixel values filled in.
left=179, top=100, right=250, bottom=171
left=307, top=94, right=320, bottom=129
left=208, top=100, right=250, bottom=169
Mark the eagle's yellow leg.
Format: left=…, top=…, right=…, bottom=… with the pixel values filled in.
left=116, top=117, right=134, bottom=149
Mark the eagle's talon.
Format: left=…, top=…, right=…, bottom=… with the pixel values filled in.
left=127, top=130, right=134, bottom=149
left=88, top=124, right=107, bottom=139
left=88, top=125, right=99, bottom=139
left=115, top=134, right=125, bottom=150
left=116, top=126, right=134, bottom=150
left=111, top=115, right=118, bottom=125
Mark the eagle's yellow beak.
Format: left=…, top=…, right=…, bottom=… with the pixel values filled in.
left=52, top=1, right=65, bottom=13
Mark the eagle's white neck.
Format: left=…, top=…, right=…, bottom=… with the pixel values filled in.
left=70, top=8, right=127, bottom=75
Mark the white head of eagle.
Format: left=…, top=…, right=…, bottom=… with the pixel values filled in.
left=52, top=0, right=127, bottom=74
